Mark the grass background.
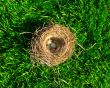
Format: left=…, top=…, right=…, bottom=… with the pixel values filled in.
left=0, top=0, right=110, bottom=88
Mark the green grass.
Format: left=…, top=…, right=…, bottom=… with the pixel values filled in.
left=0, top=0, right=110, bottom=88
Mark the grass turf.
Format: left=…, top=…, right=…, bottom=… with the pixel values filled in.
left=0, top=0, right=110, bottom=88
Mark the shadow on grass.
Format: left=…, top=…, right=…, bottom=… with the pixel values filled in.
left=15, top=17, right=49, bottom=47
left=1, top=17, right=50, bottom=54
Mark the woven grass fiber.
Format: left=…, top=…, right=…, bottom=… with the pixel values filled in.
left=30, top=24, right=76, bottom=66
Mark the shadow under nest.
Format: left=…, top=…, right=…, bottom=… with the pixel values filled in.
left=4, top=17, right=76, bottom=67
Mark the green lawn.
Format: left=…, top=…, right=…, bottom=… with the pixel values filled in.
left=0, top=0, right=110, bottom=88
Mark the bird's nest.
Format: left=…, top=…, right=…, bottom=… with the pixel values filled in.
left=30, top=24, right=76, bottom=67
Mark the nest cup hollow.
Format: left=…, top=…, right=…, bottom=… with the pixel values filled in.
left=46, top=37, right=65, bottom=54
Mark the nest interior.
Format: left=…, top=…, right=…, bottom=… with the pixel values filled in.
left=30, top=24, right=75, bottom=66
left=46, top=37, right=65, bottom=54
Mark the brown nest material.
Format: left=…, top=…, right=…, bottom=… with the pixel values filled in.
left=30, top=24, right=76, bottom=66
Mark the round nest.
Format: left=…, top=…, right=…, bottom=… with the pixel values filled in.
left=30, top=24, right=75, bottom=66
